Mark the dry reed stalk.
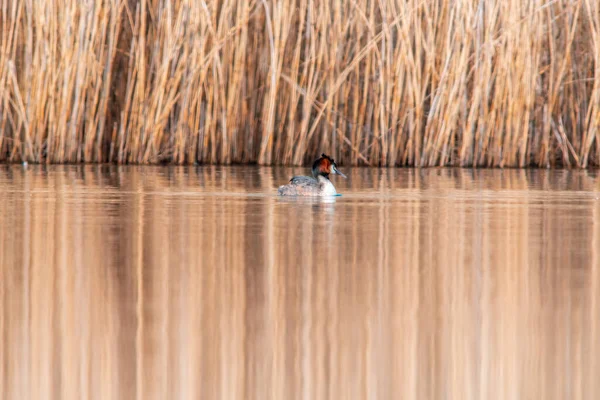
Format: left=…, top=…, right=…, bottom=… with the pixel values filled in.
left=1, top=0, right=599, bottom=166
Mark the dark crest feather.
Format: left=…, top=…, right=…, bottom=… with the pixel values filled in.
left=320, top=153, right=336, bottom=164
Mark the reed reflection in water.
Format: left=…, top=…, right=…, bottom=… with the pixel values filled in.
left=1, top=165, right=600, bottom=400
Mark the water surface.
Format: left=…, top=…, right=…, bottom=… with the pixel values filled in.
left=1, top=165, right=600, bottom=400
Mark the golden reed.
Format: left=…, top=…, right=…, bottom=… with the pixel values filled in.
left=1, top=0, right=599, bottom=167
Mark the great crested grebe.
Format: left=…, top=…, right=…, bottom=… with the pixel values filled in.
left=277, top=153, right=347, bottom=196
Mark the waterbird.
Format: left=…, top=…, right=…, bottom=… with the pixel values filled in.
left=278, top=153, right=347, bottom=196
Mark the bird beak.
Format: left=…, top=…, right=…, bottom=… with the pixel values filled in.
left=332, top=165, right=347, bottom=178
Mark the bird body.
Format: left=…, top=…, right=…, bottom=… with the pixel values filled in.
left=278, top=154, right=347, bottom=196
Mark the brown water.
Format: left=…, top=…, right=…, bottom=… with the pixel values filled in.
left=1, top=165, right=600, bottom=400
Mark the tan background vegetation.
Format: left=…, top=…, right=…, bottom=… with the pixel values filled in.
left=1, top=0, right=599, bottom=166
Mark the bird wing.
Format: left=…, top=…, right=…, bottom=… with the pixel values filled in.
left=278, top=176, right=320, bottom=195
left=289, top=176, right=317, bottom=186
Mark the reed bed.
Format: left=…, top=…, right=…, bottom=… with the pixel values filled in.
left=1, top=0, right=599, bottom=167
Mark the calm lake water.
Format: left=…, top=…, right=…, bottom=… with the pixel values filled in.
left=1, top=165, right=600, bottom=400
